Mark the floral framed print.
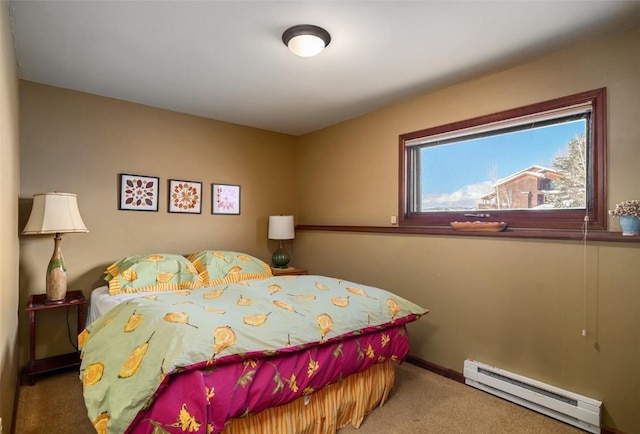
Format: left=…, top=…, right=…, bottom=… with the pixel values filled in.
left=168, top=179, right=202, bottom=214
left=118, top=173, right=159, bottom=211
left=212, top=183, right=241, bottom=215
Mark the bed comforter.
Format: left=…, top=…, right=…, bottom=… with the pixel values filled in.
left=79, top=275, right=428, bottom=433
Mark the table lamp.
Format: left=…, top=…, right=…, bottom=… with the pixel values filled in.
left=22, top=192, right=89, bottom=303
left=268, top=215, right=295, bottom=268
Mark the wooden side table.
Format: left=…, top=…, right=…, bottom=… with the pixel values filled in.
left=25, top=290, right=86, bottom=385
left=271, top=267, right=308, bottom=276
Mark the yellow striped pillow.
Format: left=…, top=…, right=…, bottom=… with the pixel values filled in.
left=186, top=250, right=272, bottom=286
left=105, top=253, right=202, bottom=295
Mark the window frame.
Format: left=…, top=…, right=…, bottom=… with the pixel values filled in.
left=398, top=88, right=607, bottom=231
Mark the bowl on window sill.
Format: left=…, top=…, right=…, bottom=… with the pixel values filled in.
left=450, top=221, right=507, bottom=232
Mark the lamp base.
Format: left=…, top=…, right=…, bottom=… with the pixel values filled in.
left=271, top=243, right=291, bottom=269
left=43, top=298, right=67, bottom=305
left=46, top=233, right=68, bottom=303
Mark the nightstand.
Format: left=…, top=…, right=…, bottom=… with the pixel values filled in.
left=271, top=267, right=308, bottom=276
left=24, top=290, right=86, bottom=385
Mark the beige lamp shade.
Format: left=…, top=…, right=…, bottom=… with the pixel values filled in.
left=268, top=215, right=295, bottom=240
left=23, top=192, right=89, bottom=235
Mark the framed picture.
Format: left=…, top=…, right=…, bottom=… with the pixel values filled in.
left=118, top=174, right=159, bottom=211
left=212, top=183, right=241, bottom=215
left=168, top=179, right=202, bottom=214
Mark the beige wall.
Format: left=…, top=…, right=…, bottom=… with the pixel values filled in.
left=18, top=82, right=297, bottom=367
left=295, top=27, right=640, bottom=433
left=0, top=0, right=21, bottom=430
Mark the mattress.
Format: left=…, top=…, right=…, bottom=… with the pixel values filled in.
left=87, top=285, right=154, bottom=325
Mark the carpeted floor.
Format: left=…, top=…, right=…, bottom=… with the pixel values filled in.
left=340, top=363, right=584, bottom=434
left=13, top=362, right=585, bottom=433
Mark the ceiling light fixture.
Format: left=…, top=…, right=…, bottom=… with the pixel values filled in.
left=282, top=24, right=331, bottom=58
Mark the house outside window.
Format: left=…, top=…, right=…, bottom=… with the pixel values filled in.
left=478, top=166, right=561, bottom=210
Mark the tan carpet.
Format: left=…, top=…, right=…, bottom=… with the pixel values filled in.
left=341, top=363, right=584, bottom=434
left=13, top=363, right=585, bottom=433
left=14, top=368, right=93, bottom=433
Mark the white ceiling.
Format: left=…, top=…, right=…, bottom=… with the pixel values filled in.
left=8, top=1, right=640, bottom=136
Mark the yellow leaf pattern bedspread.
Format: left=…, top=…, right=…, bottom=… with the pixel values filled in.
left=79, top=275, right=428, bottom=433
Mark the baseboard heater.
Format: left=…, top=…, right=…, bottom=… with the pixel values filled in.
left=463, top=359, right=601, bottom=434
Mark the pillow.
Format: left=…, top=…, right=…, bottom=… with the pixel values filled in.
left=105, top=253, right=203, bottom=295
left=186, top=250, right=272, bottom=286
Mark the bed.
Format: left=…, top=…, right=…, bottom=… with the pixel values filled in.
left=79, top=251, right=428, bottom=434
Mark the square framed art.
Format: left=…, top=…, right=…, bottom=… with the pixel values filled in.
left=212, top=183, right=240, bottom=215
left=118, top=173, right=159, bottom=211
left=168, top=179, right=202, bottom=214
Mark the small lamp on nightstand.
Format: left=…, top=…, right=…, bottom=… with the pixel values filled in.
left=22, top=192, right=89, bottom=304
left=268, top=215, right=295, bottom=268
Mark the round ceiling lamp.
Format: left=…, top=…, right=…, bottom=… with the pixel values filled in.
left=282, top=24, right=331, bottom=58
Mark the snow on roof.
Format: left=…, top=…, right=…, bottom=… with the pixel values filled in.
left=495, top=165, right=559, bottom=186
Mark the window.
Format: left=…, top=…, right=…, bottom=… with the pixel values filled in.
left=399, top=88, right=606, bottom=230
